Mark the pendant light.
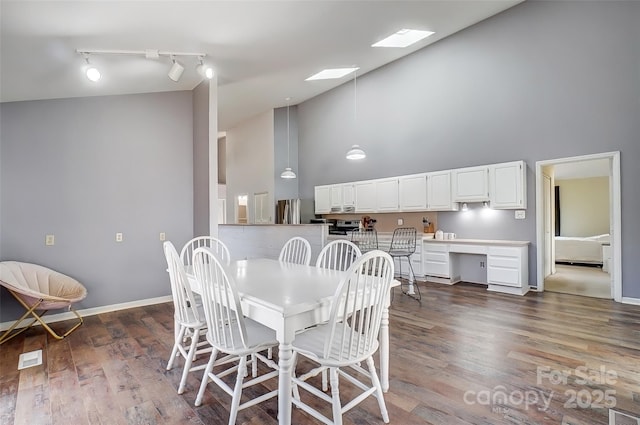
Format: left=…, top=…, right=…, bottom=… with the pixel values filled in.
left=346, top=68, right=366, bottom=160
left=280, top=97, right=297, bottom=179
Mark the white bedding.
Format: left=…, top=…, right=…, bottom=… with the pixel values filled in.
left=555, top=234, right=609, bottom=265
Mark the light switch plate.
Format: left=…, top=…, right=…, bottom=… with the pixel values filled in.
left=515, top=210, right=526, bottom=219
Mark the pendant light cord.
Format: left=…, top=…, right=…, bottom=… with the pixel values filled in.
left=286, top=97, right=291, bottom=167
left=353, top=70, right=357, bottom=137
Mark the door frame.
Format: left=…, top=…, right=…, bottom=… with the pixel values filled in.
left=535, top=151, right=621, bottom=302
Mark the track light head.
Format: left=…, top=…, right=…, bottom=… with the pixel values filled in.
left=83, top=55, right=101, bottom=82
left=168, top=56, right=184, bottom=82
left=196, top=57, right=214, bottom=80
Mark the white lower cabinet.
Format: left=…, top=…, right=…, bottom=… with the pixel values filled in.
left=487, top=246, right=528, bottom=294
left=423, top=243, right=453, bottom=279
left=423, top=240, right=529, bottom=295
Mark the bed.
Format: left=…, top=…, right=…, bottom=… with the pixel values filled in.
left=554, top=234, right=610, bottom=265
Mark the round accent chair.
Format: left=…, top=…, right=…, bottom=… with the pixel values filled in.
left=0, top=261, right=87, bottom=344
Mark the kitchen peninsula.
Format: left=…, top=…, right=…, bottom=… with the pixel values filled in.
left=219, top=224, right=328, bottom=262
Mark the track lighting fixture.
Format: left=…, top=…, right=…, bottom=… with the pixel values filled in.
left=196, top=57, right=214, bottom=80
left=83, top=54, right=101, bottom=82
left=168, top=55, right=184, bottom=82
left=76, top=49, right=211, bottom=82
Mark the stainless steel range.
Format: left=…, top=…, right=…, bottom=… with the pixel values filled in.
left=333, top=219, right=360, bottom=235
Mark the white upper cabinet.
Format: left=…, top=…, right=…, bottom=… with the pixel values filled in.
left=314, top=185, right=331, bottom=214
left=452, top=165, right=490, bottom=202
left=330, top=183, right=355, bottom=213
left=427, top=171, right=458, bottom=211
left=314, top=160, right=526, bottom=214
left=330, top=185, right=343, bottom=212
left=342, top=184, right=355, bottom=210
left=399, top=174, right=427, bottom=211
left=490, top=160, right=526, bottom=209
left=376, top=178, right=400, bottom=212
left=355, top=181, right=377, bottom=212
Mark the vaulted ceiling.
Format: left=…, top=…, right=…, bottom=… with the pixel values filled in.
left=0, top=1, right=522, bottom=130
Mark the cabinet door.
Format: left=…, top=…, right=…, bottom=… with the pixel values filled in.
left=330, top=185, right=343, bottom=212
left=490, top=161, right=526, bottom=209
left=355, top=182, right=377, bottom=212
left=427, top=171, right=457, bottom=211
left=376, top=178, right=399, bottom=212
left=399, top=174, right=427, bottom=211
left=342, top=184, right=355, bottom=209
left=314, top=185, right=331, bottom=214
left=453, top=166, right=489, bottom=202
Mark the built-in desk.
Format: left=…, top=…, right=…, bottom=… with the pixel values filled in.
left=422, top=238, right=530, bottom=295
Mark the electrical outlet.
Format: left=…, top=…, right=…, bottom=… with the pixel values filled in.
left=159, top=232, right=166, bottom=241
left=480, top=261, right=485, bottom=268
left=45, top=234, right=55, bottom=246
left=115, top=232, right=123, bottom=242
left=515, top=210, right=526, bottom=219
left=397, top=218, right=404, bottom=226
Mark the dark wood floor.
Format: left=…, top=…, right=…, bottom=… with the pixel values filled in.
left=2, top=282, right=639, bottom=425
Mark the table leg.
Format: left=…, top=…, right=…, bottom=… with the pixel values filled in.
left=380, top=305, right=390, bottom=392
left=278, top=341, right=294, bottom=425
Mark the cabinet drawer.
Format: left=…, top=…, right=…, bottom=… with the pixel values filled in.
left=424, top=262, right=450, bottom=278
left=488, top=255, right=520, bottom=269
left=423, top=243, right=448, bottom=253
left=487, top=266, right=520, bottom=287
left=424, top=251, right=449, bottom=263
left=449, top=244, right=486, bottom=254
left=488, top=246, right=521, bottom=258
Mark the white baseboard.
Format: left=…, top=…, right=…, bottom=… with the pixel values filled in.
left=0, top=295, right=172, bottom=332
left=621, top=297, right=640, bottom=306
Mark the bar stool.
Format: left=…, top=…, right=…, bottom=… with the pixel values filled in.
left=388, top=227, right=421, bottom=301
left=349, top=229, right=378, bottom=253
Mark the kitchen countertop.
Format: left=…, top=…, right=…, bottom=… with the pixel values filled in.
left=422, top=237, right=529, bottom=247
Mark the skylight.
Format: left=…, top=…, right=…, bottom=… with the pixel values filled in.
left=372, top=29, right=435, bottom=48
left=305, top=67, right=359, bottom=81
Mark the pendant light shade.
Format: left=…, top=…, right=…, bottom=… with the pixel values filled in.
left=280, top=167, right=296, bottom=179
left=346, top=145, right=366, bottom=160
left=281, top=97, right=297, bottom=179
left=346, top=68, right=366, bottom=160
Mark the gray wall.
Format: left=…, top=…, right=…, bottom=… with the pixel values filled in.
left=297, top=1, right=640, bottom=297
left=193, top=80, right=210, bottom=237
left=0, top=91, right=194, bottom=321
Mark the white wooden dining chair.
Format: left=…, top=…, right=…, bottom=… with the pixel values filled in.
left=180, top=236, right=231, bottom=267
left=291, top=250, right=394, bottom=425
left=278, top=236, right=311, bottom=265
left=314, top=239, right=363, bottom=391
left=163, top=241, right=211, bottom=394
left=192, top=247, right=279, bottom=425
left=316, top=239, right=362, bottom=271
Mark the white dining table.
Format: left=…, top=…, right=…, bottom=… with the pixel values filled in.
left=187, top=258, right=396, bottom=425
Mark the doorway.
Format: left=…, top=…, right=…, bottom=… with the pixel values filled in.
left=535, top=151, right=621, bottom=301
